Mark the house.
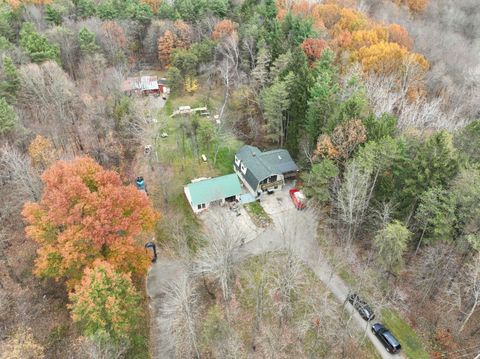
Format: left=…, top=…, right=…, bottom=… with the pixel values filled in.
left=121, top=76, right=169, bottom=96
left=184, top=174, right=242, bottom=213
left=234, top=145, right=299, bottom=197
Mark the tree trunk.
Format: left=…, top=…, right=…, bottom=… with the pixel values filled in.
left=415, top=224, right=428, bottom=256
left=459, top=300, right=478, bottom=333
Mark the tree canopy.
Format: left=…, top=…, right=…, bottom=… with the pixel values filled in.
left=22, top=157, right=159, bottom=288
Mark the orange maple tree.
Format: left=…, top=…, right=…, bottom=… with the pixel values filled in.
left=331, top=118, right=367, bottom=160
left=212, top=19, right=237, bottom=40
left=301, top=38, right=329, bottom=66
left=332, top=8, right=369, bottom=35
left=157, top=30, right=175, bottom=68
left=22, top=157, right=159, bottom=288
left=313, top=134, right=339, bottom=161
left=291, top=1, right=311, bottom=18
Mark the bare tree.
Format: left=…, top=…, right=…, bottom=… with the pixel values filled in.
left=241, top=24, right=258, bottom=69
left=46, top=26, right=81, bottom=79
left=0, top=326, right=45, bottom=359
left=215, top=33, right=241, bottom=120
left=333, top=161, right=372, bottom=245
left=193, top=212, right=240, bottom=303
left=413, top=243, right=458, bottom=304
left=17, top=61, right=88, bottom=154
left=362, top=73, right=402, bottom=117
left=0, top=144, right=42, bottom=201
left=269, top=250, right=304, bottom=325
left=160, top=273, right=200, bottom=359
left=73, top=334, right=128, bottom=359
left=371, top=200, right=397, bottom=229
left=245, top=250, right=269, bottom=352
left=459, top=254, right=480, bottom=332
left=250, top=47, right=271, bottom=91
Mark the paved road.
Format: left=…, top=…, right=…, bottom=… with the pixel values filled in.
left=147, top=189, right=406, bottom=359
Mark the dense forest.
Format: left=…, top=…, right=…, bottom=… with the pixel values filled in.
left=0, top=0, right=479, bottom=358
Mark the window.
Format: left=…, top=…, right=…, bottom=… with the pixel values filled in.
left=197, top=203, right=206, bottom=209
left=240, top=163, right=247, bottom=175
left=234, top=156, right=240, bottom=166
left=268, top=175, right=277, bottom=183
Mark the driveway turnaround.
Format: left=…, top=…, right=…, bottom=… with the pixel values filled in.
left=147, top=188, right=406, bottom=359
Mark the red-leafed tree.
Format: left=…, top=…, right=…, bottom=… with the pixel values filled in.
left=22, top=157, right=159, bottom=288
left=300, top=38, right=329, bottom=66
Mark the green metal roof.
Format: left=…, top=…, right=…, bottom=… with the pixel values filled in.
left=186, top=174, right=242, bottom=206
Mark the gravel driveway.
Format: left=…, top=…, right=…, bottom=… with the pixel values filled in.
left=147, top=187, right=406, bottom=359
left=248, top=188, right=406, bottom=359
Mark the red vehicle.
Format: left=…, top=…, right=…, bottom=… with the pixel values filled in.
left=289, top=188, right=306, bottom=210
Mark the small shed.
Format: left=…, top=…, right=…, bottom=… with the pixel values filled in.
left=184, top=174, right=242, bottom=213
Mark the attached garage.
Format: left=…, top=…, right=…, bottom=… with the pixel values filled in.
left=184, top=174, right=242, bottom=214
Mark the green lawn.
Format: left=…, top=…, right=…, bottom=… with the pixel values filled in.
left=382, top=309, right=429, bottom=359
left=151, top=90, right=241, bottom=253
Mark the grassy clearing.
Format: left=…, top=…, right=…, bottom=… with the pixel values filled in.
left=151, top=88, right=242, bottom=253
left=245, top=201, right=272, bottom=228
left=382, top=309, right=429, bottom=359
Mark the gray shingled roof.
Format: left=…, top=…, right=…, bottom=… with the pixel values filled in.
left=235, top=146, right=298, bottom=190
left=259, top=149, right=298, bottom=174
